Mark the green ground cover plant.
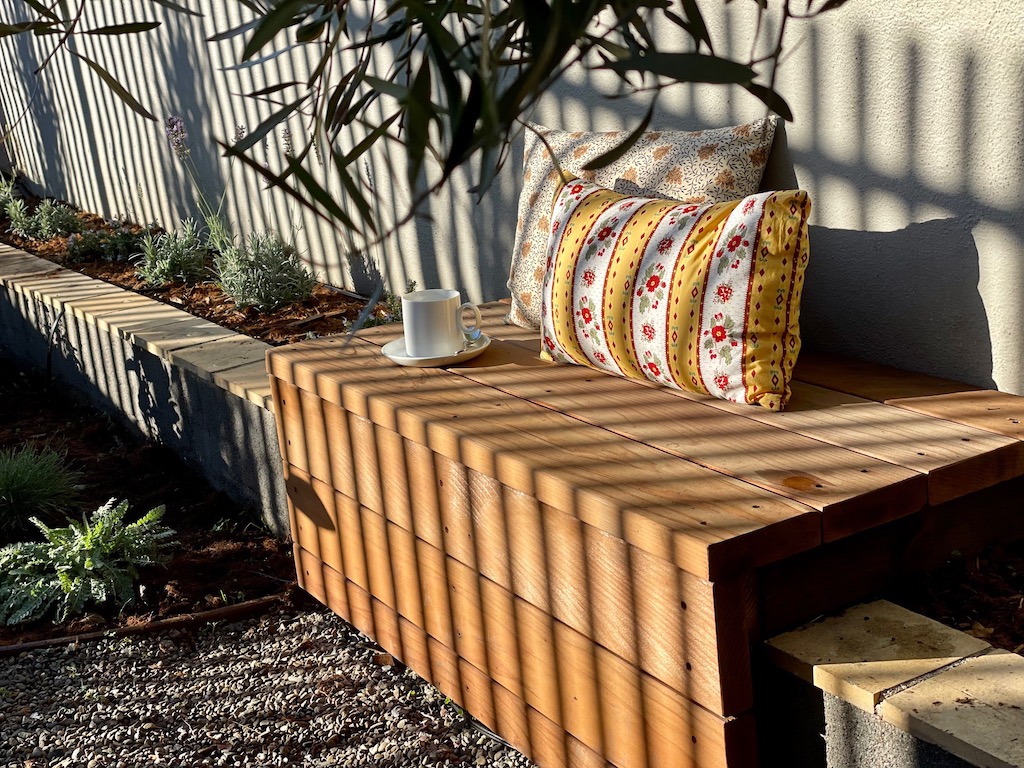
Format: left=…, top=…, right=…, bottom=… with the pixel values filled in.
left=134, top=218, right=207, bottom=286
left=0, top=445, right=80, bottom=544
left=67, top=227, right=145, bottom=264
left=0, top=499, right=175, bottom=625
left=214, top=232, right=315, bottom=312
left=5, top=198, right=81, bottom=240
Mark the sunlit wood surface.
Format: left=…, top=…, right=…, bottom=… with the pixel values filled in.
left=267, top=302, right=1024, bottom=768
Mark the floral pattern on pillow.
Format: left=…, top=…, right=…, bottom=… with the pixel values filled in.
left=508, top=117, right=777, bottom=328
left=540, top=178, right=811, bottom=411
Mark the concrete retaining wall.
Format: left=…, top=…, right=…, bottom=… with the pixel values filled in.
left=0, top=246, right=289, bottom=537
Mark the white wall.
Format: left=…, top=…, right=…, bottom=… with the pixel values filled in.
left=1, top=1, right=1021, bottom=392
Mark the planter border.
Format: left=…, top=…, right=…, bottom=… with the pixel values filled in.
left=0, top=244, right=287, bottom=534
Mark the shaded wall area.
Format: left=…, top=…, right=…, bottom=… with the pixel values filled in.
left=0, top=1, right=1021, bottom=391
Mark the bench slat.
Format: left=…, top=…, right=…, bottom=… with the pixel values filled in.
left=440, top=342, right=928, bottom=542
left=269, top=346, right=820, bottom=580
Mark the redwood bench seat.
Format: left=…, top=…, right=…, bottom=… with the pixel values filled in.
left=265, top=301, right=1024, bottom=768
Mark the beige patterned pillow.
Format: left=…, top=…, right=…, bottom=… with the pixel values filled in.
left=507, top=117, right=777, bottom=328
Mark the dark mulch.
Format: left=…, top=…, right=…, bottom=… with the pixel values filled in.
left=0, top=354, right=297, bottom=647
left=0, top=197, right=382, bottom=346
left=888, top=543, right=1024, bottom=654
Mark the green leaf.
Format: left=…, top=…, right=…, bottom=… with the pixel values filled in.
left=604, top=52, right=755, bottom=85
left=816, top=0, right=850, bottom=12
left=679, top=0, right=713, bottom=52
left=0, top=22, right=41, bottom=37
left=330, top=150, right=377, bottom=233
left=69, top=52, right=157, bottom=121
left=343, top=113, right=401, bottom=167
left=230, top=94, right=306, bottom=153
left=363, top=74, right=411, bottom=101
left=221, top=45, right=297, bottom=71
left=83, top=21, right=161, bottom=35
left=22, top=0, right=59, bottom=22
left=403, top=56, right=434, bottom=186
left=581, top=102, right=654, bottom=171
left=148, top=0, right=203, bottom=17
left=207, top=17, right=261, bottom=43
left=244, top=80, right=303, bottom=98
left=218, top=141, right=342, bottom=230
left=744, top=83, right=793, bottom=121
left=287, top=159, right=361, bottom=232
left=242, top=0, right=306, bottom=61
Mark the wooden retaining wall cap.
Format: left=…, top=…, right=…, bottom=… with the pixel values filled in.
left=0, top=248, right=274, bottom=412
left=0, top=247, right=60, bottom=280
left=765, top=599, right=989, bottom=713
left=880, top=650, right=1024, bottom=768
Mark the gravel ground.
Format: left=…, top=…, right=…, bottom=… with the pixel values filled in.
left=0, top=606, right=537, bottom=768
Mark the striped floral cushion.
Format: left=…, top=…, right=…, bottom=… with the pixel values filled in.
left=540, top=179, right=811, bottom=410
left=508, top=118, right=777, bottom=329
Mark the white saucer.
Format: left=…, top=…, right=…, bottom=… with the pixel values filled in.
left=382, top=334, right=491, bottom=367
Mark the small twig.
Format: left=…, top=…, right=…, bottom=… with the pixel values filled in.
left=35, top=0, right=87, bottom=75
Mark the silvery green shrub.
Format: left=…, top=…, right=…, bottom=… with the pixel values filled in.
left=6, top=198, right=81, bottom=239
left=214, top=232, right=315, bottom=312
left=134, top=218, right=207, bottom=286
left=0, top=175, right=15, bottom=208
left=0, top=499, right=174, bottom=625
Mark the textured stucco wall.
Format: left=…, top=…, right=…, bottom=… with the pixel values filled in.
left=0, top=1, right=1021, bottom=391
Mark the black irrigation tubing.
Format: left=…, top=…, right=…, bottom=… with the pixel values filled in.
left=44, top=304, right=66, bottom=384
left=0, top=591, right=291, bottom=658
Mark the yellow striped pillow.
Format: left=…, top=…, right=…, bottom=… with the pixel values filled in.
left=540, top=178, right=811, bottom=411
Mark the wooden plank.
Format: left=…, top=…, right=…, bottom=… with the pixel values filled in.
left=268, top=343, right=820, bottom=579
left=794, top=351, right=982, bottom=400
left=285, top=466, right=751, bottom=716
left=886, top=389, right=1024, bottom=442
left=729, top=382, right=1024, bottom=505
left=294, top=544, right=753, bottom=768
left=759, top=473, right=1024, bottom=635
left=795, top=351, right=1024, bottom=451
left=441, top=343, right=928, bottom=540
left=354, top=309, right=1024, bottom=509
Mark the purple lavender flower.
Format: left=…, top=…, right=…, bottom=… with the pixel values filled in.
left=165, top=116, right=190, bottom=160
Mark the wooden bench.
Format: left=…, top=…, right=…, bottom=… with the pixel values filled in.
left=265, top=302, right=1024, bottom=768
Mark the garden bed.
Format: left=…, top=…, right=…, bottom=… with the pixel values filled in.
left=0, top=188, right=381, bottom=346
left=0, top=352, right=296, bottom=647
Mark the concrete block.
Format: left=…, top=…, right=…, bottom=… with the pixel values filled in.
left=167, top=336, right=271, bottom=381
left=824, top=694, right=975, bottom=768
left=0, top=247, right=289, bottom=537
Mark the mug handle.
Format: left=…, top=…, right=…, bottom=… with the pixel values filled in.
left=456, top=302, right=483, bottom=343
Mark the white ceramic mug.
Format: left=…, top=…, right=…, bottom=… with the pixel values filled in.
left=401, top=288, right=482, bottom=358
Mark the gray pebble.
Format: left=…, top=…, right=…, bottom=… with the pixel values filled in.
left=0, top=607, right=536, bottom=767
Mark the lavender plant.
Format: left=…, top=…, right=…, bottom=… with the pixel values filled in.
left=0, top=174, right=15, bottom=208
left=67, top=227, right=144, bottom=264
left=134, top=218, right=206, bottom=286
left=214, top=232, right=315, bottom=312
left=164, top=116, right=238, bottom=254
left=5, top=198, right=81, bottom=240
